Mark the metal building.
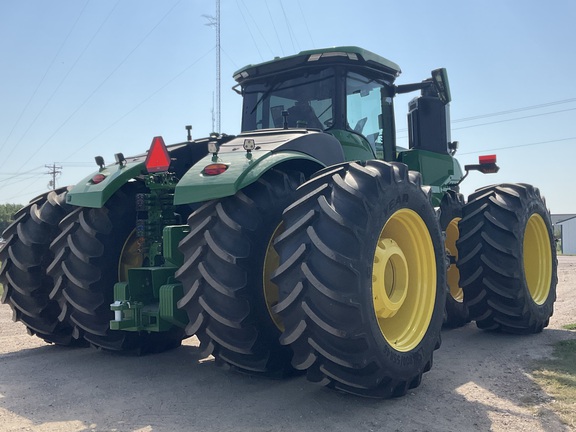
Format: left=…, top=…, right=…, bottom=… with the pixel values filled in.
left=553, top=214, right=576, bottom=254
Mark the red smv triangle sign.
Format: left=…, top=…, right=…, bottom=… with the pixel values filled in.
left=145, top=136, right=171, bottom=173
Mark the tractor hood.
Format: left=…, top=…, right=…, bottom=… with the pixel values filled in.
left=213, top=128, right=343, bottom=162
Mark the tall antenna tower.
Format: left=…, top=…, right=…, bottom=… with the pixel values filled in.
left=204, top=0, right=221, bottom=133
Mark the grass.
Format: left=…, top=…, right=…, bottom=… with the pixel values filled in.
left=530, top=325, right=576, bottom=428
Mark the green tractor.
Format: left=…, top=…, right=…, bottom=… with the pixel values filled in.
left=0, top=46, right=557, bottom=397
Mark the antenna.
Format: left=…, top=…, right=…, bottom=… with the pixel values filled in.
left=203, top=0, right=221, bottom=133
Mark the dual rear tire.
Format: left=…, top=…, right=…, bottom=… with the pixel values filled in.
left=0, top=188, right=84, bottom=346
left=456, top=183, right=556, bottom=333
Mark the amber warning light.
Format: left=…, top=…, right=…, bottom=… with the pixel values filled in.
left=145, top=136, right=171, bottom=173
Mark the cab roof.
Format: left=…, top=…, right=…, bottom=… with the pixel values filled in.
left=233, top=46, right=402, bottom=83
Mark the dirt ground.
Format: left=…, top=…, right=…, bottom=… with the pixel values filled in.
left=1, top=257, right=575, bottom=432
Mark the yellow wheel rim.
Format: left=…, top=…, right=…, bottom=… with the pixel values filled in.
left=372, top=209, right=436, bottom=352
left=523, top=214, right=552, bottom=305
left=263, top=224, right=284, bottom=331
left=445, top=218, right=463, bottom=302
left=118, top=229, right=144, bottom=282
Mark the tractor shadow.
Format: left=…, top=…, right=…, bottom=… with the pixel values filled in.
left=0, top=326, right=573, bottom=431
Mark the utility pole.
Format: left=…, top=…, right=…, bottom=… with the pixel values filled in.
left=203, top=0, right=221, bottom=133
left=45, top=163, right=62, bottom=190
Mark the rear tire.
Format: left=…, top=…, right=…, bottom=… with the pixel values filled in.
left=0, top=188, right=84, bottom=346
left=176, top=169, right=305, bottom=376
left=457, top=183, right=557, bottom=333
left=272, top=161, right=446, bottom=397
left=439, top=190, right=470, bottom=328
left=48, top=185, right=184, bottom=353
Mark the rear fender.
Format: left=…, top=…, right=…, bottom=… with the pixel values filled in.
left=66, top=160, right=145, bottom=208
left=173, top=150, right=325, bottom=205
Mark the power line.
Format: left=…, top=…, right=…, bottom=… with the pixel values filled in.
left=64, top=47, right=215, bottom=161
left=265, top=1, right=285, bottom=56
left=296, top=0, right=315, bottom=47
left=235, top=0, right=264, bottom=61
left=0, top=0, right=121, bottom=172
left=459, top=136, right=576, bottom=155
left=453, top=97, right=576, bottom=124
left=13, top=0, right=183, bottom=174
left=1, top=183, right=48, bottom=204
left=239, top=0, right=275, bottom=57
left=0, top=0, right=90, bottom=158
left=453, top=107, right=576, bottom=131
left=397, top=97, right=576, bottom=133
left=0, top=166, right=44, bottom=184
left=221, top=46, right=239, bottom=69
left=278, top=0, right=297, bottom=52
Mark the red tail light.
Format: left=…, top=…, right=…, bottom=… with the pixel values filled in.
left=203, top=163, right=229, bottom=176
left=145, top=136, right=171, bottom=173
left=91, top=173, right=106, bottom=184
left=479, top=154, right=497, bottom=165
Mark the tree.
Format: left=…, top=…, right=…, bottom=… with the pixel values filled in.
left=0, top=203, right=24, bottom=236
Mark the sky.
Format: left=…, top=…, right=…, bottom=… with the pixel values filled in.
left=1, top=0, right=575, bottom=213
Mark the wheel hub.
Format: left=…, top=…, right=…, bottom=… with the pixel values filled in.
left=373, top=238, right=409, bottom=319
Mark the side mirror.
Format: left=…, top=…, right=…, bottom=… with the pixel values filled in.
left=431, top=68, right=451, bottom=105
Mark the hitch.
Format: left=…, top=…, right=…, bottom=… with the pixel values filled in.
left=109, top=225, right=190, bottom=332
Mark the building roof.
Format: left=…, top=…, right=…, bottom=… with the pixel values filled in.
left=552, top=214, right=576, bottom=224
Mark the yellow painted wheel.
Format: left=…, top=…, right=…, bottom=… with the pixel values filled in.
left=263, top=223, right=284, bottom=331
left=118, top=229, right=144, bottom=282
left=372, top=209, right=436, bottom=352
left=445, top=218, right=463, bottom=302
left=524, top=214, right=552, bottom=305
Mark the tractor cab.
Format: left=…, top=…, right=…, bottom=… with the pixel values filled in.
left=234, top=47, right=400, bottom=161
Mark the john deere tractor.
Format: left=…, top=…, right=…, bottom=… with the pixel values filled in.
left=0, top=46, right=557, bottom=398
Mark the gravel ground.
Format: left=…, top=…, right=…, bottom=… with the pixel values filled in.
left=0, top=256, right=575, bottom=432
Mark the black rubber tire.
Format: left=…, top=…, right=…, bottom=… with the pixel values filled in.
left=0, top=188, right=85, bottom=346
left=272, top=161, right=446, bottom=398
left=176, top=169, right=305, bottom=376
left=439, top=190, right=470, bottom=328
left=47, top=185, right=184, bottom=353
left=457, top=183, right=557, bottom=334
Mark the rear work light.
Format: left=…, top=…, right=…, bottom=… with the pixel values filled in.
left=145, top=136, right=171, bottom=173
left=203, top=163, right=229, bottom=176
